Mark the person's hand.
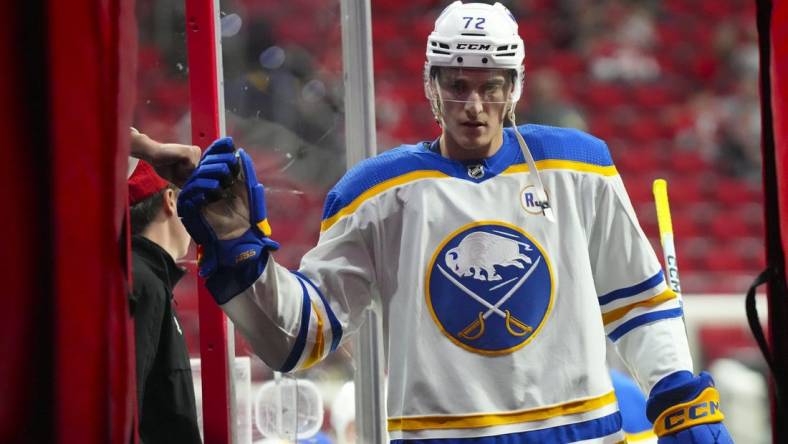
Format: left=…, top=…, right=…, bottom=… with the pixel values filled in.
left=147, top=142, right=202, bottom=187
left=647, top=371, right=733, bottom=443
left=177, top=137, right=279, bottom=304
left=130, top=130, right=201, bottom=186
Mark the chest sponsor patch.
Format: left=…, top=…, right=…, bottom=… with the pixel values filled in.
left=426, top=221, right=554, bottom=355
left=520, top=184, right=551, bottom=215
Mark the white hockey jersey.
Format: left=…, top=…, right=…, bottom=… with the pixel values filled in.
left=223, top=124, right=694, bottom=443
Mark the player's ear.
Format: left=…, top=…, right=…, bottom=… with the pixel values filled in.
left=163, top=187, right=178, bottom=216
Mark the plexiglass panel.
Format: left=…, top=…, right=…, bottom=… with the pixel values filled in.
left=219, top=0, right=355, bottom=442
left=136, top=0, right=356, bottom=441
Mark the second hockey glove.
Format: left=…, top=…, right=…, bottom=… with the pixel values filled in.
left=646, top=371, right=733, bottom=444
left=177, top=137, right=279, bottom=304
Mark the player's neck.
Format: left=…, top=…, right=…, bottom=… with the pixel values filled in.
left=439, top=131, right=504, bottom=161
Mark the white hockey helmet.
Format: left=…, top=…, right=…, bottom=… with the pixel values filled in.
left=424, top=1, right=525, bottom=103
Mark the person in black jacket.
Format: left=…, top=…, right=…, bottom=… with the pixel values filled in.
left=128, top=160, right=201, bottom=444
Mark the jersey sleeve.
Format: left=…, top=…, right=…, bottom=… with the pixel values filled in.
left=588, top=173, right=693, bottom=392
left=221, top=189, right=379, bottom=372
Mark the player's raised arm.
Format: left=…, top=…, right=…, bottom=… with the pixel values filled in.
left=130, top=127, right=201, bottom=187
left=177, top=137, right=375, bottom=371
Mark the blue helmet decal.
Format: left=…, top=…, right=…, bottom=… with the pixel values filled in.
left=426, top=221, right=554, bottom=355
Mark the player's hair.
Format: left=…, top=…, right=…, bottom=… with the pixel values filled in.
left=130, top=184, right=177, bottom=236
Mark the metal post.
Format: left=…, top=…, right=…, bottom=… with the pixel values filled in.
left=184, top=0, right=235, bottom=442
left=340, top=0, right=377, bottom=166
left=339, top=0, right=387, bottom=442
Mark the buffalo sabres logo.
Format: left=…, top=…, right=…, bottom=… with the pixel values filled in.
left=426, top=221, right=554, bottom=355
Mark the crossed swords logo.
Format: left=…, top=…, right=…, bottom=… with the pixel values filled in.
left=437, top=255, right=541, bottom=341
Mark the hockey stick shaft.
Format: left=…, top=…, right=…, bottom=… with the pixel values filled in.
left=653, top=179, right=682, bottom=297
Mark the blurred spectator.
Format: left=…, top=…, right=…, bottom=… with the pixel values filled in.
left=220, top=11, right=346, bottom=188
left=590, top=5, right=661, bottom=82
left=522, top=69, right=587, bottom=130
left=716, top=80, right=762, bottom=182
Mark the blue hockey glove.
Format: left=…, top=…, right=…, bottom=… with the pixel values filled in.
left=177, top=137, right=279, bottom=304
left=646, top=371, right=733, bottom=444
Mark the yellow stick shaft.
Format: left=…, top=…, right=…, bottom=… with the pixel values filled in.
left=653, top=179, right=682, bottom=296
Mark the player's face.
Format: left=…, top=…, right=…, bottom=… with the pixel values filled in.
left=435, top=68, right=512, bottom=159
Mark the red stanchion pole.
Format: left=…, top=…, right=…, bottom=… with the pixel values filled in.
left=184, top=0, right=232, bottom=442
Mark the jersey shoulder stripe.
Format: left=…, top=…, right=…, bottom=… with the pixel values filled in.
left=513, top=124, right=613, bottom=167
left=321, top=126, right=616, bottom=232
left=321, top=144, right=451, bottom=229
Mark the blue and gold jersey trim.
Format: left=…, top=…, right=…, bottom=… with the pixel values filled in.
left=292, top=270, right=343, bottom=352
left=279, top=277, right=313, bottom=372
left=390, top=413, right=623, bottom=443
left=503, top=159, right=618, bottom=177
left=602, top=289, right=677, bottom=325
left=277, top=272, right=345, bottom=371
left=609, top=308, right=684, bottom=341
left=321, top=169, right=449, bottom=232
left=321, top=125, right=618, bottom=233
left=599, top=272, right=683, bottom=342
left=301, top=299, right=325, bottom=369
left=387, top=391, right=617, bottom=432
left=513, top=124, right=613, bottom=168
left=599, top=271, right=665, bottom=306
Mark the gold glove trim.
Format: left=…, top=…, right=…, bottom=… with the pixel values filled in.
left=653, top=387, right=725, bottom=437
left=257, top=219, right=272, bottom=237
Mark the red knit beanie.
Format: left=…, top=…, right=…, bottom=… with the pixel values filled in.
left=128, top=160, right=169, bottom=205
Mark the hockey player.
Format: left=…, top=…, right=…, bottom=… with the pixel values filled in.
left=177, top=2, right=732, bottom=443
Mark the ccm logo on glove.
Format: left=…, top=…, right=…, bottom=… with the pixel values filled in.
left=235, top=250, right=257, bottom=263
left=654, top=387, right=725, bottom=436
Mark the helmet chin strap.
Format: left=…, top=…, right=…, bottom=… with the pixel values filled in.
left=508, top=105, right=556, bottom=223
